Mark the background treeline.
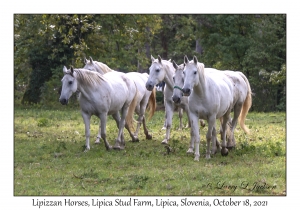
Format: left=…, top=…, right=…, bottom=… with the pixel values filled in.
left=14, top=14, right=286, bottom=112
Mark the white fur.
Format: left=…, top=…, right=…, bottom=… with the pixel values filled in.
left=182, top=56, right=251, bottom=161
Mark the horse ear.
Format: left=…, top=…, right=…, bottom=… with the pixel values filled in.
left=89, top=56, right=93, bottom=63
left=84, top=57, right=88, bottom=64
left=70, top=66, right=74, bottom=76
left=193, top=56, right=198, bottom=64
left=63, top=66, right=68, bottom=74
left=172, top=60, right=178, bottom=70
left=168, top=59, right=171, bottom=62
left=158, top=55, right=162, bottom=63
left=151, top=55, right=155, bottom=62
left=184, top=55, right=189, bottom=64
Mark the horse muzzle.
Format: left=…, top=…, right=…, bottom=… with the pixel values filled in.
left=182, top=88, right=191, bottom=96
left=172, top=95, right=181, bottom=104
left=145, top=82, right=155, bottom=91
left=59, top=98, right=68, bottom=105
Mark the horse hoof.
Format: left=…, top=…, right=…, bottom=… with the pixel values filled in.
left=226, top=146, right=235, bottom=151
left=161, top=139, right=169, bottom=144
left=131, top=137, right=139, bottom=143
left=161, top=127, right=166, bottom=130
left=146, top=134, right=152, bottom=140
left=105, top=145, right=112, bottom=150
left=186, top=148, right=194, bottom=154
left=113, top=146, right=121, bottom=150
left=194, top=156, right=200, bottom=161
left=221, top=148, right=229, bottom=156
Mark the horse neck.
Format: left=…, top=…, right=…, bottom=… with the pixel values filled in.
left=163, top=64, right=175, bottom=90
left=193, top=64, right=206, bottom=98
left=95, top=62, right=114, bottom=74
left=75, top=70, right=104, bottom=99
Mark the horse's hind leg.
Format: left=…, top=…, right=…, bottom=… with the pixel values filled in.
left=205, top=116, right=216, bottom=159
left=142, top=117, right=152, bottom=139
left=115, top=110, right=138, bottom=143
left=227, top=104, right=242, bottom=148
left=100, top=113, right=112, bottom=150
left=220, top=111, right=231, bottom=156
left=113, top=106, right=129, bottom=150
left=211, top=125, right=218, bottom=155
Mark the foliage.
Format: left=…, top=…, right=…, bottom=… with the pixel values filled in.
left=14, top=14, right=286, bottom=111
left=14, top=108, right=286, bottom=195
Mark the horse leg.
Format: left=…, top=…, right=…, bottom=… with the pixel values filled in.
left=227, top=104, right=243, bottom=148
left=137, top=100, right=152, bottom=140
left=115, top=110, right=138, bottom=143
left=133, top=104, right=142, bottom=139
left=162, top=113, right=167, bottom=130
left=113, top=107, right=128, bottom=150
left=100, top=113, right=112, bottom=150
left=178, top=108, right=183, bottom=130
left=142, top=117, right=152, bottom=139
left=95, top=120, right=101, bottom=144
left=205, top=116, right=216, bottom=159
left=220, top=111, right=231, bottom=156
left=161, top=102, right=174, bottom=144
left=161, top=100, right=167, bottom=130
left=112, top=112, right=123, bottom=141
left=189, top=113, right=200, bottom=161
left=211, top=125, right=218, bottom=155
left=81, top=111, right=91, bottom=151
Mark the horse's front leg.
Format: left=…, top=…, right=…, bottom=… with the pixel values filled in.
left=186, top=112, right=198, bottom=155
left=100, top=113, right=112, bottom=150
left=161, top=101, right=174, bottom=144
left=95, top=119, right=101, bottom=144
left=178, top=108, right=183, bottom=130
left=81, top=111, right=91, bottom=151
left=205, top=116, right=216, bottom=159
left=189, top=113, right=200, bottom=161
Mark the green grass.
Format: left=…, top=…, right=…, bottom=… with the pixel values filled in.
left=14, top=106, right=286, bottom=196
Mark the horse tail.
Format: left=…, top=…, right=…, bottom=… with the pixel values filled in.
left=238, top=73, right=252, bottom=134
left=125, top=84, right=139, bottom=132
left=146, top=88, right=157, bottom=121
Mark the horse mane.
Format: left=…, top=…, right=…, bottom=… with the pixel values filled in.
left=94, top=61, right=114, bottom=73
left=159, top=59, right=175, bottom=85
left=196, top=61, right=206, bottom=83
left=74, top=68, right=105, bottom=87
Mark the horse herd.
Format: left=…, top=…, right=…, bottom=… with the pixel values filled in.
left=59, top=55, right=252, bottom=161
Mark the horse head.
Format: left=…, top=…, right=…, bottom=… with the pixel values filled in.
left=59, top=66, right=77, bottom=105
left=172, top=61, right=185, bottom=104
left=146, top=55, right=166, bottom=91
left=182, top=55, right=200, bottom=96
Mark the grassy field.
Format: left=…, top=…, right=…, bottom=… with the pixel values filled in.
left=14, top=105, right=286, bottom=196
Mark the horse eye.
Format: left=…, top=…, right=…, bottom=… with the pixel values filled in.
left=155, top=69, right=160, bottom=73
left=68, top=81, right=73, bottom=85
left=194, top=71, right=197, bottom=75
left=173, top=77, right=175, bottom=82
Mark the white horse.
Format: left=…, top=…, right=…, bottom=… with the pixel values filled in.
left=145, top=55, right=204, bottom=144
left=83, top=57, right=156, bottom=142
left=182, top=55, right=252, bottom=161
left=59, top=66, right=138, bottom=151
